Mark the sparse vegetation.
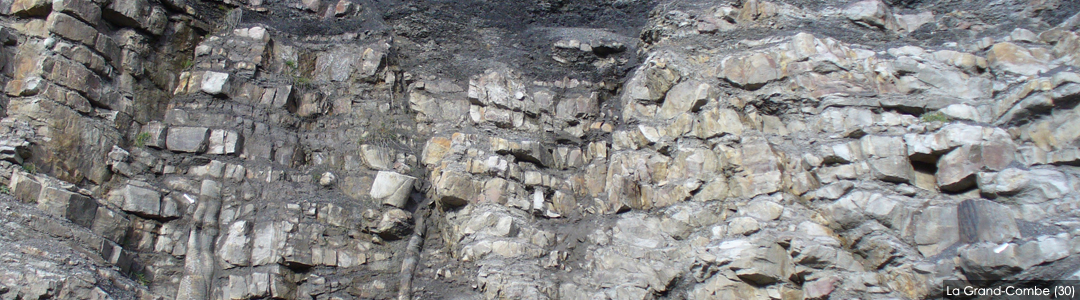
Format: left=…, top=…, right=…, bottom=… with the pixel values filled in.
left=0, top=185, right=10, bottom=195
left=294, top=75, right=314, bottom=89
left=283, top=59, right=315, bottom=92
left=180, top=59, right=194, bottom=70
left=133, top=271, right=150, bottom=286
left=920, top=111, right=951, bottom=123
left=21, top=163, right=36, bottom=174
left=312, top=172, right=322, bottom=183
left=135, top=132, right=151, bottom=148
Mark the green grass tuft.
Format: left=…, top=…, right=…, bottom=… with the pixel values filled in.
left=21, top=163, right=36, bottom=174
left=134, top=271, right=150, bottom=286
left=135, top=132, right=151, bottom=148
left=920, top=111, right=951, bottom=123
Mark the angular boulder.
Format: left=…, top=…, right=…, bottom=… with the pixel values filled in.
left=957, top=199, right=1019, bottom=244
left=166, top=126, right=209, bottom=153
left=118, top=184, right=162, bottom=218
left=369, top=171, right=416, bottom=208
left=987, top=42, right=1050, bottom=76
left=843, top=0, right=899, bottom=31
left=958, top=242, right=1021, bottom=281
left=200, top=71, right=231, bottom=95
left=914, top=205, right=958, bottom=257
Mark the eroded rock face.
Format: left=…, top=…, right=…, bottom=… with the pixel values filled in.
left=2, top=0, right=1080, bottom=299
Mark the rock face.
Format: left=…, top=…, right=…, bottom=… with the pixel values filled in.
left=1, top=0, right=1080, bottom=299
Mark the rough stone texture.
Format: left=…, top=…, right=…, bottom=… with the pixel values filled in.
left=117, top=183, right=162, bottom=218
left=1, top=0, right=1080, bottom=299
left=166, top=126, right=209, bottom=153
left=369, top=171, right=415, bottom=208
left=200, top=71, right=231, bottom=95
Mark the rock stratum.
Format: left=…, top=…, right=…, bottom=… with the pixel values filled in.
left=0, top=0, right=1079, bottom=299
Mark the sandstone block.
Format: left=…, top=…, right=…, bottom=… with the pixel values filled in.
left=207, top=129, right=243, bottom=155
left=200, top=71, right=231, bottom=95
left=360, top=144, right=393, bottom=170
left=719, top=52, right=784, bottom=90
left=435, top=171, right=480, bottom=207
left=987, top=42, right=1050, bottom=76
left=166, top=126, right=209, bottom=153
left=10, top=0, right=51, bottom=16
left=53, top=0, right=101, bottom=25
left=658, top=80, right=710, bottom=119
left=103, top=0, right=166, bottom=35
left=9, top=171, right=42, bottom=204
left=914, top=205, right=958, bottom=257
left=843, top=0, right=898, bottom=31
left=47, top=12, right=97, bottom=48
left=219, top=220, right=250, bottom=267
left=91, top=207, right=130, bottom=244
left=421, top=136, right=452, bottom=165
left=139, top=121, right=167, bottom=148
left=118, top=184, right=161, bottom=218
left=370, top=171, right=415, bottom=208
left=868, top=156, right=916, bottom=183
left=959, top=242, right=1021, bottom=281
left=957, top=199, right=1019, bottom=244
left=374, top=208, right=412, bottom=240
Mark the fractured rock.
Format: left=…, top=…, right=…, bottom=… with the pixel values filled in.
left=200, top=71, right=231, bottom=95
left=166, top=126, right=209, bottom=153
left=844, top=0, right=898, bottom=31
left=958, top=242, right=1021, bottom=281
left=957, top=199, right=1019, bottom=244
left=987, top=42, right=1050, bottom=76
left=369, top=171, right=415, bottom=208
left=117, top=184, right=162, bottom=218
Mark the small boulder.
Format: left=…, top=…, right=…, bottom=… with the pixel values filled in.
left=370, top=171, right=415, bottom=208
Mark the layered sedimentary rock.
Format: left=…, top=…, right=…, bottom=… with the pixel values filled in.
left=1, top=0, right=1080, bottom=299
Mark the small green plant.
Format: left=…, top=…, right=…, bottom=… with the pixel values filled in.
left=135, top=132, right=151, bottom=148
left=312, top=172, right=322, bottom=183
left=21, top=163, right=36, bottom=174
left=293, top=75, right=315, bottom=92
left=284, top=60, right=297, bottom=69
left=920, top=111, right=951, bottom=123
left=179, top=59, right=194, bottom=70
left=133, top=271, right=150, bottom=286
left=0, top=185, right=11, bottom=195
left=295, top=76, right=312, bottom=86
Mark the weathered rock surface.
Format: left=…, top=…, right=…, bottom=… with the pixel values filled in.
left=2, top=0, right=1080, bottom=299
